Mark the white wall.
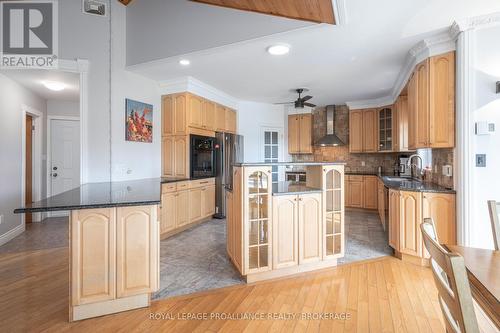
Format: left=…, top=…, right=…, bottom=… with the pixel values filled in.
left=110, top=2, right=161, bottom=181
left=0, top=74, right=47, bottom=243
left=58, top=0, right=111, bottom=183
left=470, top=25, right=500, bottom=249
left=46, top=100, right=79, bottom=117
left=237, top=101, right=289, bottom=163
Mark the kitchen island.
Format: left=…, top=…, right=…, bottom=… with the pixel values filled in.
left=226, top=162, right=345, bottom=283
left=15, top=179, right=162, bottom=322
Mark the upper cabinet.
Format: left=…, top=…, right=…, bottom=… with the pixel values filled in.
left=394, top=95, right=409, bottom=152
left=288, top=114, right=312, bottom=154
left=378, top=106, right=393, bottom=152
left=225, top=107, right=237, bottom=134
left=349, top=109, right=377, bottom=153
left=408, top=52, right=455, bottom=149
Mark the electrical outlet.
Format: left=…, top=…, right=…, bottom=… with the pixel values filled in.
left=476, top=154, right=486, bottom=167
left=361, top=161, right=365, bottom=167
left=442, top=165, right=453, bottom=177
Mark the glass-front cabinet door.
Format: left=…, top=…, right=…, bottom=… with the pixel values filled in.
left=243, top=167, right=272, bottom=275
left=323, top=165, right=345, bottom=259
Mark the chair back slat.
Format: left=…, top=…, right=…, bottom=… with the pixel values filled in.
left=421, top=219, right=480, bottom=333
left=488, top=200, right=500, bottom=250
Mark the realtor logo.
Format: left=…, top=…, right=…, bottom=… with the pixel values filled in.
left=1, top=0, right=58, bottom=68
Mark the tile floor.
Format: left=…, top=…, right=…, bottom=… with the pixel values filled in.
left=0, top=209, right=392, bottom=300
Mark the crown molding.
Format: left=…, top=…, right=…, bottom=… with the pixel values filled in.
left=345, top=95, right=394, bottom=110
left=158, top=76, right=240, bottom=109
left=453, top=11, right=500, bottom=34
left=332, top=0, right=348, bottom=26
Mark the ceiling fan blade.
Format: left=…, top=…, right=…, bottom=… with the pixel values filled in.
left=273, top=101, right=294, bottom=105
left=301, top=95, right=313, bottom=102
left=304, top=102, right=316, bottom=108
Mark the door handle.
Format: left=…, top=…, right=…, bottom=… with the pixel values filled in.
left=52, top=173, right=58, bottom=178
left=53, top=166, right=58, bottom=171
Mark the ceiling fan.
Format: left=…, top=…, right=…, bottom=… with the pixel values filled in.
left=275, top=88, right=317, bottom=109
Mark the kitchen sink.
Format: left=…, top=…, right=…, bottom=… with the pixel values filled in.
left=384, top=177, right=415, bottom=182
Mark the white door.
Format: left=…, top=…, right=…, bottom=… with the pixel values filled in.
left=50, top=119, right=80, bottom=197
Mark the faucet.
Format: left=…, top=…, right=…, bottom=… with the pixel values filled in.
left=407, top=154, right=424, bottom=178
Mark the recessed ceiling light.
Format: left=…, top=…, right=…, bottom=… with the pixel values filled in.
left=179, top=59, right=190, bottom=66
left=267, top=44, right=290, bottom=56
left=43, top=81, right=65, bottom=91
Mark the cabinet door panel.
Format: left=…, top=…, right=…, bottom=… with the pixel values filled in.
left=388, top=190, right=400, bottom=250
left=408, top=73, right=417, bottom=150
left=399, top=191, right=422, bottom=257
left=416, top=60, right=430, bottom=148
left=71, top=208, right=116, bottom=306
left=348, top=180, right=364, bottom=208
left=160, top=193, right=176, bottom=234
left=422, top=193, right=456, bottom=258
left=202, top=100, right=215, bottom=131
left=225, top=109, right=237, bottom=134
left=202, top=185, right=215, bottom=217
left=299, top=114, right=312, bottom=153
left=188, top=94, right=203, bottom=129
left=378, top=181, right=386, bottom=229
left=363, top=176, right=378, bottom=209
left=363, top=109, right=378, bottom=152
left=226, top=190, right=234, bottom=258
left=398, top=95, right=409, bottom=151
left=174, top=94, right=187, bottom=135
left=174, top=136, right=188, bottom=178
left=288, top=115, right=300, bottom=154
left=349, top=111, right=363, bottom=153
left=116, top=205, right=158, bottom=297
left=176, top=191, right=189, bottom=226
left=162, top=95, right=174, bottom=136
left=215, top=104, right=226, bottom=132
left=189, top=188, right=203, bottom=222
left=429, top=52, right=455, bottom=148
left=273, top=196, right=298, bottom=269
left=162, top=137, right=174, bottom=177
left=298, top=193, right=322, bottom=264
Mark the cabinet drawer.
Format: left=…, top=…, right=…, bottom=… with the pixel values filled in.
left=176, top=181, right=189, bottom=191
left=161, top=183, right=177, bottom=193
left=190, top=178, right=215, bottom=188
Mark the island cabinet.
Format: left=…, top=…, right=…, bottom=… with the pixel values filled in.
left=70, top=205, right=159, bottom=321
left=227, top=163, right=345, bottom=283
left=159, top=178, right=215, bottom=238
left=388, top=189, right=456, bottom=265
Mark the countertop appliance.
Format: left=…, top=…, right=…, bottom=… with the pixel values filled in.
left=214, top=132, right=244, bottom=218
left=190, top=135, right=216, bottom=179
left=285, top=171, right=306, bottom=183
left=397, top=155, right=412, bottom=177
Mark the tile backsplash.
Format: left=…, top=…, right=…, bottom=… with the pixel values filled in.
left=291, top=105, right=455, bottom=189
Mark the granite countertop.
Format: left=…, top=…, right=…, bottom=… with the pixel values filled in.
left=272, top=181, right=323, bottom=196
left=234, top=162, right=345, bottom=167
left=14, top=178, right=163, bottom=214
left=161, top=175, right=214, bottom=184
left=346, top=171, right=455, bottom=194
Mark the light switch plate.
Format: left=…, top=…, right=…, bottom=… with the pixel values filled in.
left=442, top=165, right=453, bottom=177
left=476, top=154, right=486, bottom=167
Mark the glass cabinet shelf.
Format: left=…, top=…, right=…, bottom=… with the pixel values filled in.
left=324, top=168, right=343, bottom=257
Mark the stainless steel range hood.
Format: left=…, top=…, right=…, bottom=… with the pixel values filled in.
left=315, top=105, right=345, bottom=147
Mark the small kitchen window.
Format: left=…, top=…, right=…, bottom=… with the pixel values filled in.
left=263, top=130, right=280, bottom=184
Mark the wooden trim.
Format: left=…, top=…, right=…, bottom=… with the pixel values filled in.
left=189, top=0, right=335, bottom=24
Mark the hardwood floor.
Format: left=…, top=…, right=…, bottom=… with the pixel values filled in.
left=0, top=244, right=445, bottom=332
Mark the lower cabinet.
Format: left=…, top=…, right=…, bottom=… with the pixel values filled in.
left=71, top=206, right=159, bottom=307
left=377, top=180, right=386, bottom=230
left=388, top=190, right=456, bottom=263
left=272, top=193, right=322, bottom=269
left=159, top=179, right=215, bottom=238
left=363, top=176, right=378, bottom=209
left=345, top=175, right=377, bottom=209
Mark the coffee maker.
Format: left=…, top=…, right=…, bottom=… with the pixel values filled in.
left=397, top=155, right=412, bottom=177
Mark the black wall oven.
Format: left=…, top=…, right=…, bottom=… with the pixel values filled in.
left=190, top=135, right=216, bottom=178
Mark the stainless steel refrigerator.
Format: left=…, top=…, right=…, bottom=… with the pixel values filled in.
left=214, top=132, right=244, bottom=219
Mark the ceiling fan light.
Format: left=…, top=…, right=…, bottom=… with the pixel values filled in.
left=42, top=81, right=65, bottom=91
left=267, top=44, right=290, bottom=56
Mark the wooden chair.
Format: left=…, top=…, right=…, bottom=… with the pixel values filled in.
left=420, top=218, right=480, bottom=333
left=487, top=200, right=500, bottom=250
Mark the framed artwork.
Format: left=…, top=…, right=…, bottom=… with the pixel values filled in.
left=125, top=98, right=153, bottom=143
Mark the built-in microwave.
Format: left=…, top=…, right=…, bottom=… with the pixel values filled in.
left=190, top=135, right=216, bottom=178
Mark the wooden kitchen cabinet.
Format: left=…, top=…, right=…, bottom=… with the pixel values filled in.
left=363, top=176, right=378, bottom=209
left=202, top=99, right=215, bottom=131
left=160, top=192, right=176, bottom=234
left=378, top=106, right=394, bottom=152
left=162, top=94, right=187, bottom=136
left=225, top=108, right=237, bottom=134
left=161, top=137, right=173, bottom=177
left=323, top=166, right=344, bottom=259
left=288, top=114, right=312, bottom=154
left=176, top=190, right=189, bottom=227
left=422, top=192, right=456, bottom=246
left=408, top=52, right=455, bottom=149
left=272, top=195, right=299, bottom=269
left=298, top=193, right=322, bottom=264
left=399, top=191, right=422, bottom=257
left=71, top=208, right=116, bottom=306
left=202, top=185, right=216, bottom=218
left=388, top=190, right=400, bottom=250
left=377, top=179, right=386, bottom=230
left=116, top=205, right=159, bottom=298
left=349, top=109, right=378, bottom=153
left=349, top=110, right=363, bottom=153
left=174, top=136, right=189, bottom=178
left=345, top=175, right=364, bottom=208
left=188, top=94, right=203, bottom=129
left=215, top=104, right=226, bottom=132
left=394, top=95, right=409, bottom=152
left=189, top=188, right=203, bottom=223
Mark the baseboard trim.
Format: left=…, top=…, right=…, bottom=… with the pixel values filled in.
left=0, top=223, right=25, bottom=246
left=70, top=294, right=150, bottom=322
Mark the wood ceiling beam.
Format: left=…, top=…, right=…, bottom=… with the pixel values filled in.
left=190, top=0, right=335, bottom=25
left=117, top=0, right=133, bottom=6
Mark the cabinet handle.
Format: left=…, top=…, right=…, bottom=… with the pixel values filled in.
left=200, top=181, right=209, bottom=184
